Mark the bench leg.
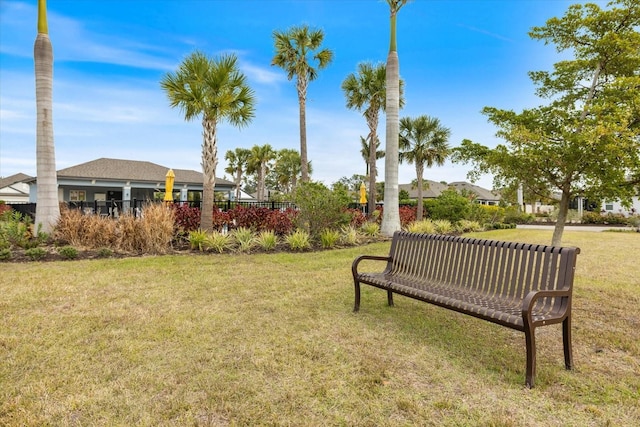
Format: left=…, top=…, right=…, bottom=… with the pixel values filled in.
left=387, top=290, right=394, bottom=307
left=353, top=281, right=361, bottom=312
left=524, top=325, right=536, bottom=388
left=563, top=317, right=573, bottom=371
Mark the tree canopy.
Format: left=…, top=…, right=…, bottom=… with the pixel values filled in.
left=453, top=0, right=640, bottom=245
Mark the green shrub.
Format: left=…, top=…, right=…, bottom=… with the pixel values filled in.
left=58, top=246, right=79, bottom=260
left=284, top=230, right=311, bottom=251
left=0, top=210, right=32, bottom=248
left=425, top=189, right=472, bottom=223
left=457, top=220, right=484, bottom=233
left=319, top=229, right=341, bottom=249
left=0, top=248, right=11, bottom=261
left=256, top=230, right=278, bottom=251
left=205, top=231, right=232, bottom=254
left=25, top=247, right=47, bottom=261
left=504, top=207, right=535, bottom=224
left=188, top=229, right=208, bottom=251
left=405, top=219, right=436, bottom=234
left=97, top=248, right=113, bottom=258
left=293, top=182, right=351, bottom=237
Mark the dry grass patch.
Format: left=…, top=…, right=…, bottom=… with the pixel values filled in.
left=1, top=230, right=638, bottom=426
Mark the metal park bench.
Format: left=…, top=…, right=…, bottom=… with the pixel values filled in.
left=351, top=231, right=580, bottom=388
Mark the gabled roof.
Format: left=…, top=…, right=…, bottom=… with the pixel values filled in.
left=448, top=181, right=500, bottom=201
left=55, top=158, right=233, bottom=186
left=398, top=180, right=500, bottom=201
left=0, top=173, right=32, bottom=189
left=399, top=180, right=449, bottom=199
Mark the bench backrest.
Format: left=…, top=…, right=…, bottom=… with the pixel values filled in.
left=387, top=231, right=580, bottom=302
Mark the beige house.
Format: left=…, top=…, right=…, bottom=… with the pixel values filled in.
left=399, top=180, right=501, bottom=205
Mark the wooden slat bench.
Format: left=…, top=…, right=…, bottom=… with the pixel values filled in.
left=351, top=231, right=580, bottom=388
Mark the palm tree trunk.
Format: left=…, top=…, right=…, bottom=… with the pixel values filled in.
left=367, top=110, right=379, bottom=216
left=381, top=48, right=401, bottom=236
left=34, top=0, right=60, bottom=234
left=235, top=169, right=242, bottom=200
left=201, top=118, right=218, bottom=231
left=298, top=82, right=309, bottom=182
left=416, top=164, right=424, bottom=220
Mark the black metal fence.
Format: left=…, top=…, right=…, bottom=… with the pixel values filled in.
left=5, top=199, right=298, bottom=219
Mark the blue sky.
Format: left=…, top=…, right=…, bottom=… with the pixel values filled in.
left=0, top=0, right=605, bottom=190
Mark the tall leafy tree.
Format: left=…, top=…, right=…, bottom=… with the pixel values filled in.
left=400, top=115, right=451, bottom=220
left=34, top=0, right=59, bottom=234
left=248, top=144, right=276, bottom=202
left=381, top=0, right=410, bottom=236
left=342, top=62, right=403, bottom=214
left=161, top=52, right=255, bottom=231
left=454, top=0, right=639, bottom=246
left=272, top=24, right=334, bottom=182
left=224, top=147, right=252, bottom=201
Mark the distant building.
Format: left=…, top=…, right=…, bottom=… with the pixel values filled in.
left=22, top=158, right=235, bottom=204
left=0, top=173, right=32, bottom=203
left=399, top=180, right=501, bottom=205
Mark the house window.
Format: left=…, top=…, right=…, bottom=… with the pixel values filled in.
left=69, top=190, right=86, bottom=202
left=605, top=204, right=614, bottom=211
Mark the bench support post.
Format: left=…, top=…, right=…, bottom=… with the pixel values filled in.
left=563, top=317, right=573, bottom=370
left=353, top=281, right=361, bottom=312
left=387, top=290, right=394, bottom=307
left=524, top=325, right=536, bottom=389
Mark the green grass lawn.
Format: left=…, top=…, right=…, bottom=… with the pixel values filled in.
left=1, top=230, right=639, bottom=426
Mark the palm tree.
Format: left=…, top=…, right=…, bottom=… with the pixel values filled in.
left=224, top=148, right=252, bottom=201
left=34, top=0, right=60, bottom=234
left=360, top=136, right=385, bottom=177
left=273, top=148, right=311, bottom=195
left=400, top=115, right=451, bottom=220
left=381, top=0, right=410, bottom=236
left=342, top=62, right=403, bottom=214
left=161, top=52, right=255, bottom=231
left=248, top=144, right=276, bottom=202
left=272, top=25, right=334, bottom=183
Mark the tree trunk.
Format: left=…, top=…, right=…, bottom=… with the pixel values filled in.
left=552, top=189, right=571, bottom=246
left=381, top=49, right=401, bottom=236
left=416, top=164, right=424, bottom=220
left=200, top=118, right=218, bottom=231
left=34, top=1, right=60, bottom=234
left=367, top=110, right=379, bottom=217
left=298, top=86, right=309, bottom=182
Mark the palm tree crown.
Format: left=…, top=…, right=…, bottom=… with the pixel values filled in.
left=400, top=115, right=451, bottom=220
left=161, top=51, right=255, bottom=231
left=272, top=24, right=333, bottom=182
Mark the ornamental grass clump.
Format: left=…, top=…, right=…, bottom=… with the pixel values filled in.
left=360, top=221, right=380, bottom=237
left=284, top=229, right=311, bottom=251
left=256, top=230, right=278, bottom=251
left=433, top=219, right=453, bottom=234
left=231, top=227, right=256, bottom=253
left=205, top=231, right=232, bottom=254
left=405, top=219, right=436, bottom=234
left=319, top=229, right=341, bottom=249
left=340, top=225, right=360, bottom=246
left=188, top=229, right=208, bottom=251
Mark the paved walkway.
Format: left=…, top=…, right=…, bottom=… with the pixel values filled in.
left=517, top=224, right=632, bottom=232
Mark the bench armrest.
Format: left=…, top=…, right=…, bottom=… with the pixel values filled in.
left=352, top=255, right=392, bottom=277
left=522, top=289, right=572, bottom=321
